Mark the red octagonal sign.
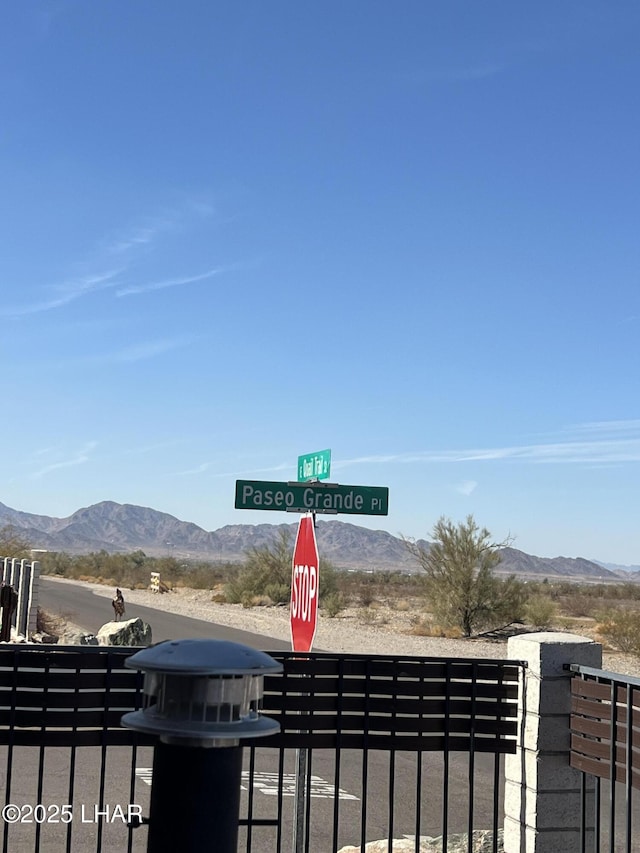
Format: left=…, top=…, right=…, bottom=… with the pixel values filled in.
left=290, top=513, right=319, bottom=652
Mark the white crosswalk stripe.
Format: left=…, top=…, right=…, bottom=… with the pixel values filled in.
left=135, top=768, right=358, bottom=801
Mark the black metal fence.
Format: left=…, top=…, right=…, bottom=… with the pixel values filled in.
left=570, top=665, right=640, bottom=853
left=0, top=646, right=522, bottom=853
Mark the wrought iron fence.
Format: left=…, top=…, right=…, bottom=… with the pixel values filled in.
left=0, top=646, right=522, bottom=853
left=570, top=664, right=640, bottom=853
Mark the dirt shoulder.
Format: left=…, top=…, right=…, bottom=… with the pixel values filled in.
left=41, top=576, right=640, bottom=676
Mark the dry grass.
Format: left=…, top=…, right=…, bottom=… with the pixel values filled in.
left=211, top=591, right=228, bottom=604
left=249, top=594, right=273, bottom=607
left=36, top=608, right=67, bottom=639
left=359, top=607, right=379, bottom=624
left=409, top=619, right=463, bottom=639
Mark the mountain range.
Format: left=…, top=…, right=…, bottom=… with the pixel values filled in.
left=0, top=499, right=637, bottom=581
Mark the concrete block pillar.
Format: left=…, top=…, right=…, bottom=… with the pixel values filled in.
left=16, top=560, right=29, bottom=637
left=503, top=632, right=602, bottom=853
left=27, top=560, right=40, bottom=637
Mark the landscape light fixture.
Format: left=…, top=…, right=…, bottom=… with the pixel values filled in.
left=122, top=638, right=282, bottom=853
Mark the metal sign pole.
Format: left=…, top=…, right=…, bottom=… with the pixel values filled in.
left=292, top=510, right=316, bottom=853
left=292, top=745, right=307, bottom=853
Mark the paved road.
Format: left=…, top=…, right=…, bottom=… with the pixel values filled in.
left=39, top=577, right=293, bottom=650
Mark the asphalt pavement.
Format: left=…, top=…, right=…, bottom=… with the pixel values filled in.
left=39, top=576, right=293, bottom=650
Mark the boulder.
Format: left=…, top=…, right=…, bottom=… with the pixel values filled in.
left=30, top=631, right=59, bottom=644
left=60, top=630, right=98, bottom=646
left=96, top=617, right=152, bottom=647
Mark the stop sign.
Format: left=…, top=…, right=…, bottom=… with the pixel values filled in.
left=290, top=513, right=319, bottom=652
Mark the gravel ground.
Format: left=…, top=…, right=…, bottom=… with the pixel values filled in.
left=43, top=576, right=640, bottom=676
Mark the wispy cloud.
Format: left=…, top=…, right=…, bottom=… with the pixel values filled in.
left=33, top=337, right=195, bottom=371
left=561, top=419, right=640, bottom=436
left=0, top=270, right=123, bottom=318
left=107, top=337, right=194, bottom=364
left=103, top=206, right=205, bottom=256
left=2, top=264, right=228, bottom=317
left=123, top=440, right=186, bottom=456
left=116, top=267, right=226, bottom=297
left=210, top=463, right=291, bottom=479
left=171, top=461, right=292, bottom=478
left=401, top=62, right=506, bottom=86
left=31, top=441, right=97, bottom=479
left=335, top=421, right=640, bottom=469
left=455, top=480, right=478, bottom=496
left=175, top=462, right=213, bottom=476
left=106, top=226, right=160, bottom=255
left=2, top=201, right=227, bottom=317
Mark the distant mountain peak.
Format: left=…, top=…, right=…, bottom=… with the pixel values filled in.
left=0, top=499, right=627, bottom=579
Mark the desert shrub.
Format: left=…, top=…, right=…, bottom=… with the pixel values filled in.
left=38, top=549, right=233, bottom=594
left=36, top=608, right=62, bottom=637
left=226, top=530, right=292, bottom=604
left=561, top=594, right=594, bottom=618
left=319, top=563, right=340, bottom=601
left=525, top=594, right=558, bottom=630
left=225, top=577, right=246, bottom=605
left=0, top=525, right=33, bottom=559
left=39, top=551, right=73, bottom=576
left=182, top=563, right=224, bottom=589
left=321, top=592, right=345, bottom=618
left=263, top=583, right=290, bottom=606
left=596, top=608, right=640, bottom=653
left=405, top=516, right=526, bottom=637
left=358, top=585, right=376, bottom=608
left=225, top=530, right=340, bottom=607
left=360, top=607, right=378, bottom=624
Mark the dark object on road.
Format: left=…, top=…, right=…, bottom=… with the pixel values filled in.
left=112, top=588, right=126, bottom=622
left=0, top=584, right=18, bottom=642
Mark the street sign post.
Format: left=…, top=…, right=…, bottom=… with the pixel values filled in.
left=289, top=513, right=319, bottom=853
left=297, top=449, right=331, bottom=482
left=235, top=479, right=389, bottom=516
left=290, top=514, right=319, bottom=653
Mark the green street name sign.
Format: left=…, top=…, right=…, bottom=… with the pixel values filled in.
left=235, top=480, right=389, bottom=516
left=297, top=449, right=331, bottom=482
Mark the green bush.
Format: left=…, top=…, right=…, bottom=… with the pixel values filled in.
left=597, top=608, right=640, bottom=653
left=524, top=594, right=557, bottom=630
left=405, top=516, right=526, bottom=637
left=38, top=549, right=232, bottom=591
left=225, top=530, right=292, bottom=604
left=224, top=529, right=340, bottom=607
left=321, top=591, right=345, bottom=618
left=263, top=583, right=291, bottom=606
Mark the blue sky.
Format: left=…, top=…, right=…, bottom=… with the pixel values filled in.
left=2, top=2, right=639, bottom=564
